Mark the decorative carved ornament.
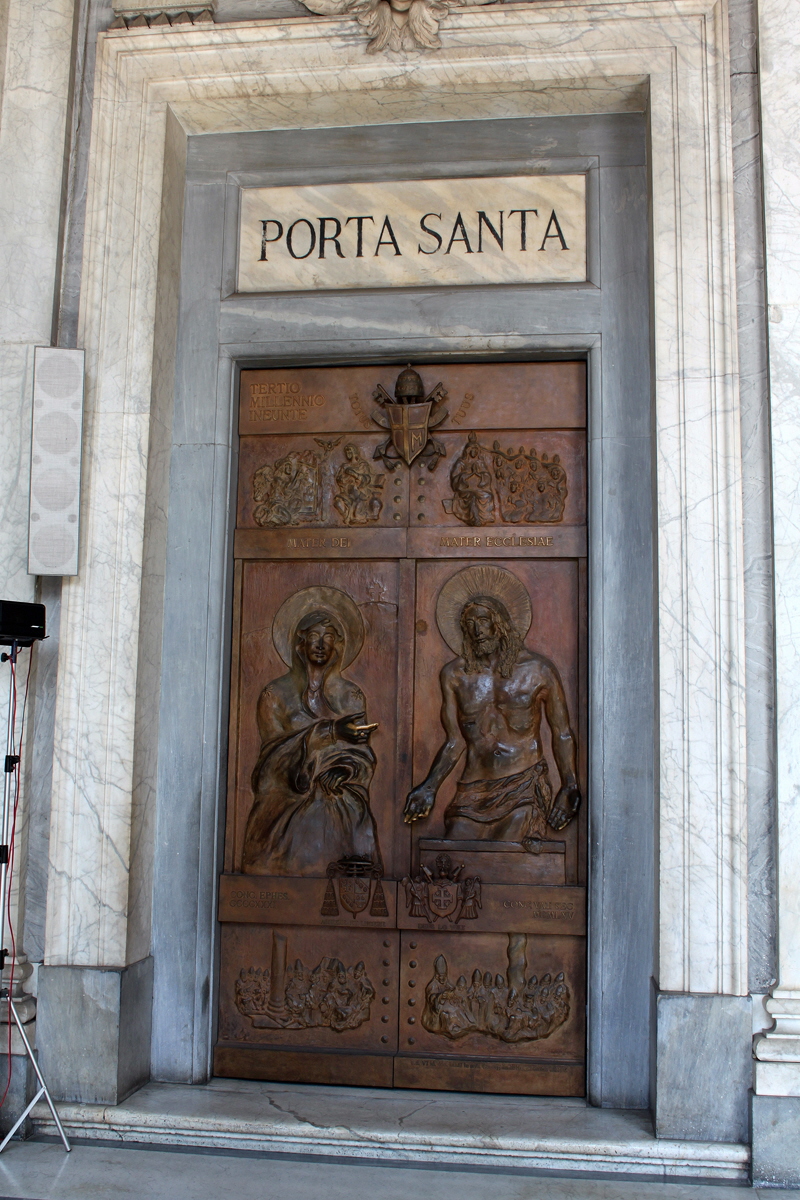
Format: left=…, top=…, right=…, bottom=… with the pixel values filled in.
left=402, top=852, right=481, bottom=924
left=112, top=1, right=505, bottom=52
left=301, top=0, right=504, bottom=53
left=371, top=366, right=448, bottom=469
left=322, top=855, right=389, bottom=918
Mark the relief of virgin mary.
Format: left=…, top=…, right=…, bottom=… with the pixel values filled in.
left=242, top=586, right=381, bottom=877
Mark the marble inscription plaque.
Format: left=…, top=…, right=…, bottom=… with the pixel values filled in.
left=238, top=176, right=586, bottom=292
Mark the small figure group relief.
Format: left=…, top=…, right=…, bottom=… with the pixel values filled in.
left=252, top=438, right=384, bottom=528
left=235, top=953, right=375, bottom=1031
left=422, top=942, right=571, bottom=1044
left=444, top=430, right=568, bottom=528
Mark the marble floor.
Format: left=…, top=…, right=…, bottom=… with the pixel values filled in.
left=0, top=1140, right=797, bottom=1200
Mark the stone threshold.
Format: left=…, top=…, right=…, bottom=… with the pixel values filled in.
left=32, top=1079, right=750, bottom=1183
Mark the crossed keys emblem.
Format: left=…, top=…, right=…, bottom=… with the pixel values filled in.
left=402, top=854, right=482, bottom=925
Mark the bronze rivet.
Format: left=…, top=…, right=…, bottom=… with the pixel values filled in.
left=415, top=622, right=427, bottom=636
left=407, top=998, right=416, bottom=1006
left=383, top=941, right=390, bottom=948
left=409, top=960, right=417, bottom=968
left=393, top=513, right=402, bottom=521
left=408, top=1017, right=416, bottom=1025
left=382, top=996, right=390, bottom=1004
left=382, top=1015, right=389, bottom=1023
left=382, top=959, right=390, bottom=966
left=410, top=942, right=417, bottom=948
left=408, top=980, right=416, bottom=987
left=417, top=514, right=424, bottom=521
left=408, top=1037, right=416, bottom=1045
left=382, top=978, right=390, bottom=986
left=381, top=1035, right=389, bottom=1043
left=417, top=495, right=425, bottom=504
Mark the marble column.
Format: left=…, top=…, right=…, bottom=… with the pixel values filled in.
left=752, top=0, right=800, bottom=1185
left=0, top=0, right=77, bottom=1131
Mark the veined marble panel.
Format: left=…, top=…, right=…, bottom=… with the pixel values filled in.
left=46, top=0, right=747, bottom=1008
left=238, top=175, right=586, bottom=290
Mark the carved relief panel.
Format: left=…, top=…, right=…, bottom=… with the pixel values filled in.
left=217, top=361, right=587, bottom=1095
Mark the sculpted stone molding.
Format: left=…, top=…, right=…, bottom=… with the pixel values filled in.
left=301, top=0, right=504, bottom=53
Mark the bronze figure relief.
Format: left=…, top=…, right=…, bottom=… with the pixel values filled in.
left=220, top=362, right=587, bottom=1095
left=242, top=585, right=381, bottom=877
left=444, top=431, right=568, bottom=526
left=405, top=564, right=581, bottom=844
left=235, top=930, right=376, bottom=1032
left=421, top=934, right=570, bottom=1043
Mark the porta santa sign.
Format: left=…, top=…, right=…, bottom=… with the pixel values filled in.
left=237, top=175, right=586, bottom=292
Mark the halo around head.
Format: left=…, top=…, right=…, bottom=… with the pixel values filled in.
left=273, top=586, right=365, bottom=668
left=436, top=566, right=532, bottom=654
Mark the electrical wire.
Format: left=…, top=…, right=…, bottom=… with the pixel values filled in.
left=0, top=648, right=33, bottom=1112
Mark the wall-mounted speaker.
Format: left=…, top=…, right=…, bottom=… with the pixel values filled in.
left=28, top=347, right=85, bottom=577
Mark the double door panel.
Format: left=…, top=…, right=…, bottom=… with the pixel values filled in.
left=216, top=362, right=587, bottom=1094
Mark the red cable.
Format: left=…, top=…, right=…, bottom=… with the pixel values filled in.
left=0, top=648, right=33, bottom=1111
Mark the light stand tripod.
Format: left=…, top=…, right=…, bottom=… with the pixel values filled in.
left=0, top=640, right=69, bottom=1153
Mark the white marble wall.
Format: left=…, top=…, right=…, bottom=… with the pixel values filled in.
left=0, top=0, right=76, bottom=952
left=42, top=0, right=749, bottom=1011
left=0, top=0, right=76, bottom=599
left=754, top=0, right=800, bottom=1096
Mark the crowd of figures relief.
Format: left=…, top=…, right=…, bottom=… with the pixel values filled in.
left=444, top=431, right=568, bottom=526
left=422, top=934, right=570, bottom=1043
left=252, top=439, right=385, bottom=528
left=236, top=956, right=375, bottom=1032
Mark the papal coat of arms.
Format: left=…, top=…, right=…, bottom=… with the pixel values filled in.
left=371, top=365, right=448, bottom=470
left=402, top=853, right=481, bottom=924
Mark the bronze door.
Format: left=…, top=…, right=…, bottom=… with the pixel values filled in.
left=215, top=362, right=587, bottom=1095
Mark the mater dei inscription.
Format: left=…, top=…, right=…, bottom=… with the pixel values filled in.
left=238, top=176, right=586, bottom=292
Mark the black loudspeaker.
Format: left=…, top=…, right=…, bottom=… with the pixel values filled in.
left=0, top=601, right=46, bottom=647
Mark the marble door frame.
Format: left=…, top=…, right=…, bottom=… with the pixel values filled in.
left=37, top=0, right=748, bottom=1120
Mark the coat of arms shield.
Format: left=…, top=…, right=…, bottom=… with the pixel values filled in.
left=428, top=879, right=461, bottom=919
left=385, top=401, right=433, bottom=466
left=337, top=875, right=372, bottom=915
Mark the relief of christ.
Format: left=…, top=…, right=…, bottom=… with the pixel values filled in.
left=403, top=566, right=581, bottom=845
